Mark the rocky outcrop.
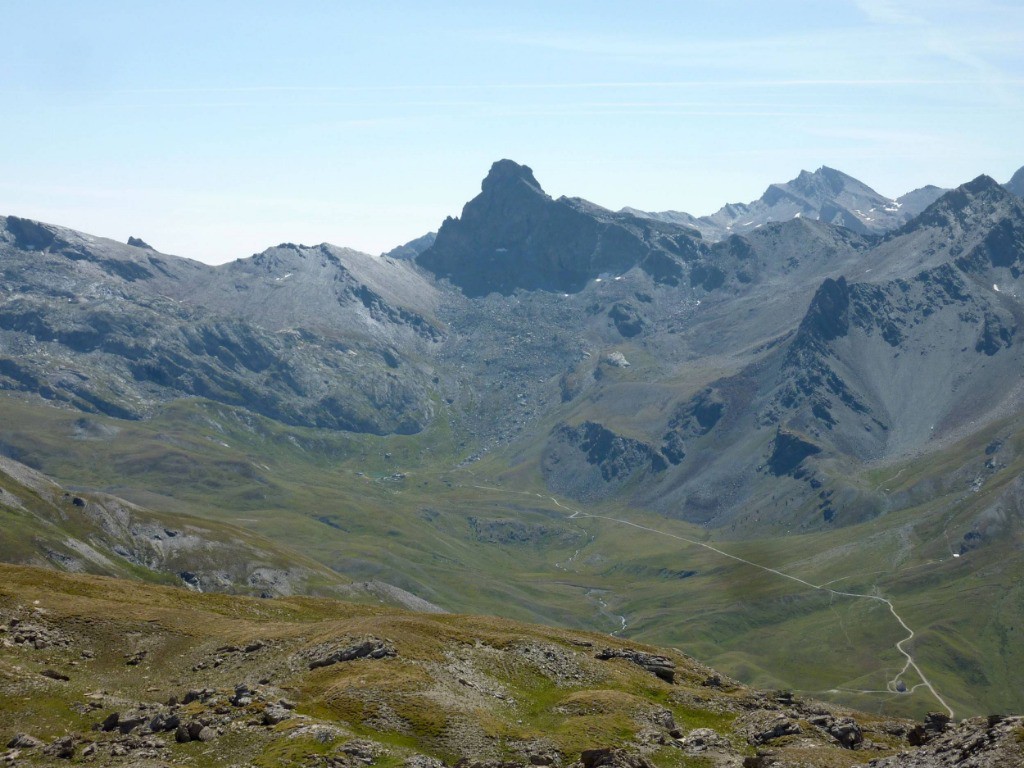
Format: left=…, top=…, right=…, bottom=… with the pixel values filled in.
left=866, top=715, right=1024, bottom=767
left=608, top=302, right=645, bottom=337
left=577, top=747, right=653, bottom=768
left=662, top=387, right=727, bottom=464
left=4, top=216, right=58, bottom=251
left=767, top=430, right=821, bottom=477
left=734, top=710, right=803, bottom=745
left=975, top=309, right=1015, bottom=355
left=542, top=422, right=668, bottom=501
left=594, top=648, right=676, bottom=683
left=799, top=277, right=850, bottom=343
left=306, top=637, right=396, bottom=670
left=807, top=713, right=863, bottom=749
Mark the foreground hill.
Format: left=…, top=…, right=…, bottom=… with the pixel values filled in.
left=2, top=564, right=1022, bottom=768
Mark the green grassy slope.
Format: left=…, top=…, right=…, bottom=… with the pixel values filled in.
left=0, top=392, right=1021, bottom=719
left=0, top=563, right=947, bottom=768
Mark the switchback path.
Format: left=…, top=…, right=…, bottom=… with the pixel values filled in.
left=469, top=484, right=955, bottom=718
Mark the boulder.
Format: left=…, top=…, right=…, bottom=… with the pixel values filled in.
left=808, top=714, right=863, bottom=749
left=263, top=704, right=293, bottom=725
left=149, top=711, right=181, bottom=732
left=594, top=648, right=676, bottom=683
left=678, top=728, right=731, bottom=752
left=308, top=638, right=396, bottom=670
left=579, top=747, right=653, bottom=768
left=6, top=734, right=43, bottom=749
left=43, top=735, right=76, bottom=760
left=735, top=710, right=802, bottom=745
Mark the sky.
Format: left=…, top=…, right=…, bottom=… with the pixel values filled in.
left=1, top=1, right=1023, bottom=264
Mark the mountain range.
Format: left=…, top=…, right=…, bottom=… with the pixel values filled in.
left=621, top=166, right=949, bottom=240
left=1, top=159, right=1024, bottom=724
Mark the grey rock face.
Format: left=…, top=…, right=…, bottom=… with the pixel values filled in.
left=0, top=217, right=439, bottom=435
left=418, top=159, right=702, bottom=296
left=542, top=422, right=668, bottom=502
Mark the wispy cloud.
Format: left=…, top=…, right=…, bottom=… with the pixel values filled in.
left=852, top=0, right=1023, bottom=105
left=7, top=79, right=1023, bottom=100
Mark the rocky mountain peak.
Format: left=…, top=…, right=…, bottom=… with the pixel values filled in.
left=1006, top=164, right=1024, bottom=198
left=775, top=166, right=882, bottom=205
left=481, top=159, right=545, bottom=196
left=417, top=160, right=700, bottom=296
left=791, top=166, right=862, bottom=197
left=960, top=173, right=1003, bottom=196
left=3, top=215, right=58, bottom=251
left=908, top=174, right=1014, bottom=232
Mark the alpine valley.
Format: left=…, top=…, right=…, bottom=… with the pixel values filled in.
left=2, top=160, right=1024, bottom=766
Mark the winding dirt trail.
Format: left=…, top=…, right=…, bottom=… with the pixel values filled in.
left=469, top=484, right=954, bottom=718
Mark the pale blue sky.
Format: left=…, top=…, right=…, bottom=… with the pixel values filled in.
left=2, top=1, right=1022, bottom=263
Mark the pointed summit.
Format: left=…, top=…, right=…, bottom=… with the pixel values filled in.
left=786, top=167, right=866, bottom=198
left=481, top=159, right=544, bottom=195
left=961, top=174, right=1003, bottom=195
left=1006, top=165, right=1024, bottom=199
left=871, top=172, right=1024, bottom=281
left=702, top=166, right=901, bottom=237
left=417, top=160, right=702, bottom=296
left=909, top=174, right=1012, bottom=231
